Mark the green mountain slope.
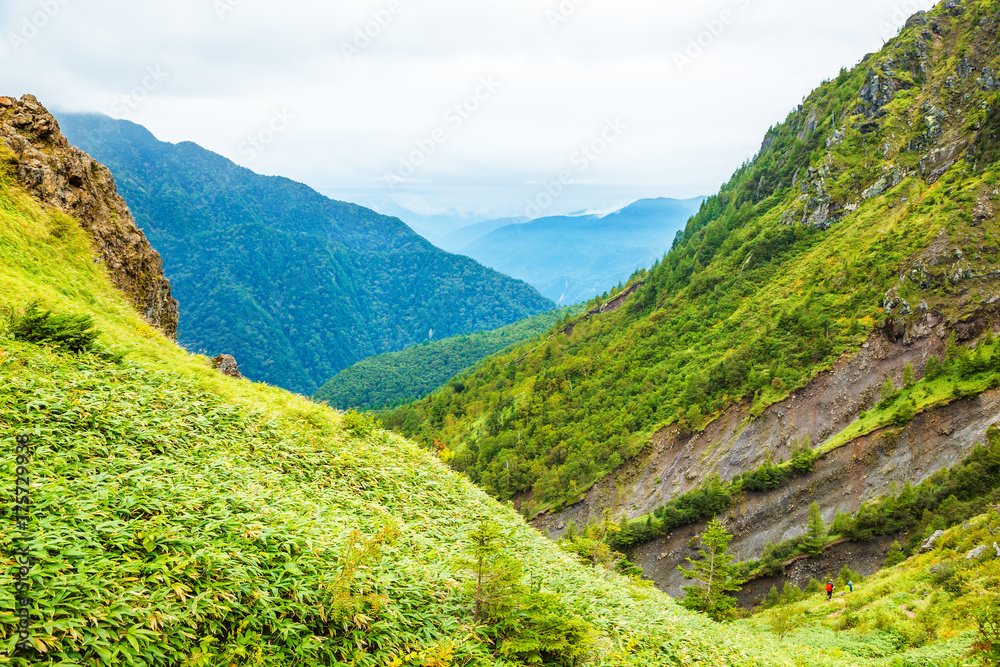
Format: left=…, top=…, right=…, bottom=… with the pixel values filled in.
left=314, top=307, right=579, bottom=411
left=54, top=113, right=554, bottom=395
left=386, top=0, right=1000, bottom=511
left=0, top=98, right=888, bottom=667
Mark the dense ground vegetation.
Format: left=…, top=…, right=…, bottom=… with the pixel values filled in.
left=387, top=1, right=1000, bottom=515
left=56, top=113, right=553, bottom=394
left=313, top=307, right=577, bottom=411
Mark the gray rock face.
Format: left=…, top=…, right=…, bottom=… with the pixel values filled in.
left=920, top=140, right=968, bottom=184
left=212, top=354, right=243, bottom=379
left=858, top=67, right=898, bottom=120
left=966, top=545, right=991, bottom=560
left=920, top=530, right=945, bottom=553
left=994, top=542, right=1000, bottom=557
left=0, top=94, right=178, bottom=338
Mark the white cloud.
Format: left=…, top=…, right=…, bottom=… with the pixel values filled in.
left=0, top=0, right=938, bottom=228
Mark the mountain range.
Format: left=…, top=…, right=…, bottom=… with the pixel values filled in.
left=56, top=113, right=554, bottom=394
left=4, top=0, right=1000, bottom=662
left=452, top=198, right=706, bottom=305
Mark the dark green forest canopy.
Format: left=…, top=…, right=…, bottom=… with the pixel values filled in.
left=57, top=114, right=554, bottom=394
left=386, top=0, right=1000, bottom=514
left=314, top=307, right=578, bottom=411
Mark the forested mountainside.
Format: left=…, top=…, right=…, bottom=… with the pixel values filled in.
left=0, top=92, right=924, bottom=667
left=314, top=306, right=579, bottom=411
left=460, top=198, right=706, bottom=305
left=386, top=0, right=1000, bottom=525
left=55, top=113, right=553, bottom=395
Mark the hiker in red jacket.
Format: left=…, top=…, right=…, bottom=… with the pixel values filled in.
left=826, top=580, right=834, bottom=600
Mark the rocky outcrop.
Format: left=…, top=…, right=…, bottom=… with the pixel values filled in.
left=965, top=544, right=991, bottom=560
left=920, top=530, right=945, bottom=554
left=212, top=354, right=243, bottom=379
left=0, top=94, right=178, bottom=337
left=560, top=281, right=644, bottom=337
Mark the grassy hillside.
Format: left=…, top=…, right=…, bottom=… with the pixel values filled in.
left=55, top=113, right=554, bottom=395
left=0, top=133, right=902, bottom=667
left=386, top=0, right=1000, bottom=513
left=744, top=510, right=1000, bottom=666
left=314, top=307, right=579, bottom=411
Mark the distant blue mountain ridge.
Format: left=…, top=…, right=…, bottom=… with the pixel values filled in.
left=451, top=197, right=707, bottom=305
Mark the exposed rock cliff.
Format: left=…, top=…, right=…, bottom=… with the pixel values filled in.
left=0, top=94, right=178, bottom=337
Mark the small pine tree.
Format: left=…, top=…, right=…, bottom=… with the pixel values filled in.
left=764, top=584, right=780, bottom=608
left=945, top=333, right=960, bottom=365
left=802, top=502, right=827, bottom=557
left=677, top=518, right=747, bottom=621
left=925, top=355, right=943, bottom=380
left=880, top=377, right=897, bottom=406
left=8, top=303, right=99, bottom=353
left=780, top=581, right=803, bottom=604
left=464, top=520, right=524, bottom=625
left=884, top=540, right=906, bottom=567
left=903, top=362, right=916, bottom=388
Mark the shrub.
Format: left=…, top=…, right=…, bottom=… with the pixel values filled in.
left=885, top=541, right=906, bottom=568
left=341, top=409, right=381, bottom=437
left=972, top=595, right=1000, bottom=665
left=770, top=604, right=796, bottom=639
left=5, top=302, right=99, bottom=352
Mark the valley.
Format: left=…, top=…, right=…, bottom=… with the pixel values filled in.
left=3, top=0, right=1000, bottom=664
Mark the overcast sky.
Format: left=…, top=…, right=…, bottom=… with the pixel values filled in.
left=1, top=0, right=937, bottom=232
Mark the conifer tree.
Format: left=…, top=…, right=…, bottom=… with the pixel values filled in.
left=880, top=377, right=897, bottom=405
left=802, top=502, right=827, bottom=557
left=677, top=518, right=746, bottom=621
left=464, top=520, right=523, bottom=625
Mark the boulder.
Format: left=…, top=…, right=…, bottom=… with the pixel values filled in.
left=994, top=542, right=1000, bottom=558
left=919, top=530, right=944, bottom=553
left=212, top=354, right=243, bottom=379
left=966, top=545, right=990, bottom=560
